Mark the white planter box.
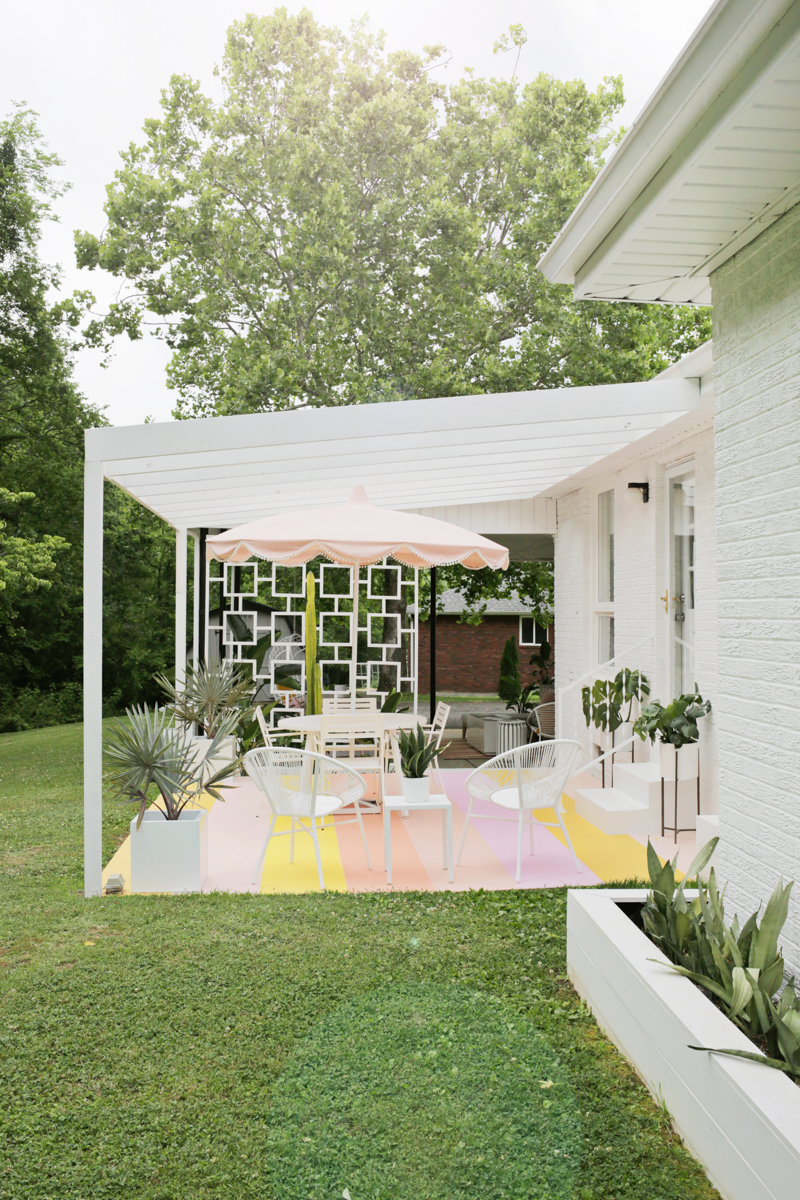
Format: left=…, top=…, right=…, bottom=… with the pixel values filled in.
left=190, top=734, right=238, bottom=777
left=129, top=807, right=208, bottom=893
left=567, top=888, right=800, bottom=1200
left=401, top=775, right=431, bottom=803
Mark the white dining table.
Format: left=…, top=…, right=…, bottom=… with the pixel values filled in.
left=276, top=712, right=422, bottom=736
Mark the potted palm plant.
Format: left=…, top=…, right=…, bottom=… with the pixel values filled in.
left=105, top=704, right=241, bottom=892
left=155, top=660, right=256, bottom=770
left=396, top=723, right=439, bottom=803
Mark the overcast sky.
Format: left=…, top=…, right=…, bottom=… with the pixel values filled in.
left=4, top=0, right=710, bottom=427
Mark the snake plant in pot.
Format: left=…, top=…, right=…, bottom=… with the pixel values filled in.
left=104, top=704, right=241, bottom=892
left=396, top=723, right=439, bottom=802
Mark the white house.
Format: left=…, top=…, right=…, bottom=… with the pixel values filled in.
left=539, top=0, right=800, bottom=970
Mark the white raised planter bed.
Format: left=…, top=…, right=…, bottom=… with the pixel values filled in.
left=129, top=808, right=208, bottom=893
left=568, top=888, right=800, bottom=1200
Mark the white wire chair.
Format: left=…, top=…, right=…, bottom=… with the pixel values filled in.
left=244, top=747, right=372, bottom=891
left=457, top=739, right=582, bottom=882
left=255, top=705, right=274, bottom=747
left=531, top=702, right=555, bottom=741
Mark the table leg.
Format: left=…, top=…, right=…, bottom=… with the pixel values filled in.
left=441, top=808, right=446, bottom=870
left=384, top=805, right=392, bottom=885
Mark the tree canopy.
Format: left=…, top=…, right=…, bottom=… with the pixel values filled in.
left=77, top=9, right=711, bottom=417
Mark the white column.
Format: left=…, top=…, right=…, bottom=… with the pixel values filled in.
left=175, top=528, right=187, bottom=686
left=83, top=458, right=104, bottom=898
left=191, top=532, right=200, bottom=669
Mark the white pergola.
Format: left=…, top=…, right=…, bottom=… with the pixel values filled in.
left=83, top=376, right=699, bottom=895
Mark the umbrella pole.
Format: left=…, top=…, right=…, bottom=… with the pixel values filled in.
left=430, top=566, right=437, bottom=725
left=350, top=565, right=358, bottom=712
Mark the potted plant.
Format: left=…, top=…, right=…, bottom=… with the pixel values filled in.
left=633, top=688, right=711, bottom=781
left=155, top=660, right=257, bottom=770
left=396, top=723, right=439, bottom=803
left=582, top=667, right=650, bottom=746
left=104, top=704, right=241, bottom=892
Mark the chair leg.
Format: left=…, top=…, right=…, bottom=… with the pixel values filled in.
left=354, top=800, right=372, bottom=870
left=255, top=789, right=266, bottom=819
left=529, top=811, right=535, bottom=855
left=251, top=814, right=276, bottom=886
left=557, top=810, right=582, bottom=873
left=516, top=810, right=524, bottom=883
left=309, top=818, right=325, bottom=891
left=289, top=818, right=296, bottom=864
left=456, top=796, right=474, bottom=865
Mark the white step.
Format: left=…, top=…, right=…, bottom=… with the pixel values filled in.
left=575, top=787, right=649, bottom=837
left=613, top=760, right=699, bottom=837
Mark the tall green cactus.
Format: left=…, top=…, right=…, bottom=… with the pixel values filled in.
left=305, top=571, right=323, bottom=716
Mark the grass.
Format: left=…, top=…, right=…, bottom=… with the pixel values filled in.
left=0, top=722, right=720, bottom=1200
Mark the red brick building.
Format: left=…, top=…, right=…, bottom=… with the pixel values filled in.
left=417, top=590, right=553, bottom=694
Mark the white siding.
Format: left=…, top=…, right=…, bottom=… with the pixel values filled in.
left=712, top=201, right=800, bottom=972
left=553, top=426, right=718, bottom=812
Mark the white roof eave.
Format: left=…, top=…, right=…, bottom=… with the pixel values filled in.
left=537, top=0, right=800, bottom=300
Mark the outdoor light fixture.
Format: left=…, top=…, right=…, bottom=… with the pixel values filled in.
left=625, top=482, right=650, bottom=505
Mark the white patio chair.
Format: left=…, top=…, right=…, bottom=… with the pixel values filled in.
left=322, top=695, right=379, bottom=712
left=422, top=701, right=451, bottom=785
left=255, top=705, right=274, bottom=747
left=456, top=739, right=582, bottom=882
left=245, top=747, right=372, bottom=891
left=320, top=714, right=385, bottom=805
left=530, top=702, right=555, bottom=742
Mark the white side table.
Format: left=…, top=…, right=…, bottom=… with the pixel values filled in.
left=383, top=788, right=453, bottom=884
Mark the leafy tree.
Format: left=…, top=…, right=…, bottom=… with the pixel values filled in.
left=0, top=489, right=68, bottom=622
left=418, top=560, right=553, bottom=625
left=0, top=108, right=178, bottom=724
left=76, top=10, right=711, bottom=416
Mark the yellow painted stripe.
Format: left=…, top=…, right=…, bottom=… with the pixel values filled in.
left=536, top=795, right=652, bottom=882
left=259, top=816, right=348, bottom=894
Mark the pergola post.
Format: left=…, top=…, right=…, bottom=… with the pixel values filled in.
left=83, top=458, right=104, bottom=898
left=174, top=528, right=187, bottom=685
left=191, top=531, right=200, bottom=668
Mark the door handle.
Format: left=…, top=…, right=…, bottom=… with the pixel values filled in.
left=660, top=591, right=669, bottom=613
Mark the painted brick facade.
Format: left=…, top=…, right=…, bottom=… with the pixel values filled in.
left=553, top=425, right=718, bottom=810
left=418, top=616, right=552, bottom=694
left=712, top=203, right=800, bottom=973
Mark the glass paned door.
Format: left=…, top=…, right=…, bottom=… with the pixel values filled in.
left=669, top=469, right=695, bottom=694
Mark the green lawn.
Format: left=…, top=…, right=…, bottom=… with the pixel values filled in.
left=0, top=723, right=718, bottom=1200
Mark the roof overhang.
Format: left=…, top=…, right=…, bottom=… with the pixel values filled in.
left=86, top=377, right=700, bottom=530
left=538, top=0, right=800, bottom=304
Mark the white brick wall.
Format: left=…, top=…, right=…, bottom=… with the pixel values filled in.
left=712, top=202, right=800, bottom=972
left=554, top=425, right=718, bottom=812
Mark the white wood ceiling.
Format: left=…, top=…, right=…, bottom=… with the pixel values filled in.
left=87, top=378, right=699, bottom=530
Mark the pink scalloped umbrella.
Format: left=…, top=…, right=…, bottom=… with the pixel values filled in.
left=206, top=487, right=509, bottom=720
left=205, top=486, right=509, bottom=570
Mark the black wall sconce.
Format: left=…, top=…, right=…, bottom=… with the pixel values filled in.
left=626, top=481, right=650, bottom=505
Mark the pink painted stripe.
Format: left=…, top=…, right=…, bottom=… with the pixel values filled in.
left=400, top=799, right=518, bottom=892
left=336, top=807, right=435, bottom=891
left=444, top=770, right=602, bottom=888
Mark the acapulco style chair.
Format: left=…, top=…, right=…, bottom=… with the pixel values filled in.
left=457, top=739, right=582, bottom=883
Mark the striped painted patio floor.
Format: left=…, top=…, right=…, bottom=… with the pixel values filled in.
left=102, top=769, right=678, bottom=895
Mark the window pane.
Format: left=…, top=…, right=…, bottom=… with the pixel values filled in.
left=598, top=615, right=615, bottom=664
left=519, top=617, right=535, bottom=644
left=598, top=490, right=615, bottom=602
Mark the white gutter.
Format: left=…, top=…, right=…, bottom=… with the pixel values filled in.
left=537, top=0, right=796, bottom=286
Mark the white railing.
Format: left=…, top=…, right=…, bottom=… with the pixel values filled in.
left=556, top=635, right=653, bottom=738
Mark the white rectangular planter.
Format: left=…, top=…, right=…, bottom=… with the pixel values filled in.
left=129, top=808, right=208, bottom=893
left=567, top=889, right=800, bottom=1200
left=190, top=734, right=238, bottom=777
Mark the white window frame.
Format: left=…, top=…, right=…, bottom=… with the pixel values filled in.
left=665, top=458, right=696, bottom=697
left=518, top=615, right=540, bottom=647
left=594, top=487, right=616, bottom=664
